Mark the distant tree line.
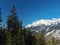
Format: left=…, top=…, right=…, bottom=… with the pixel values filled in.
left=0, top=5, right=56, bottom=45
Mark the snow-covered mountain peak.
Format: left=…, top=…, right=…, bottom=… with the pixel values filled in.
left=26, top=18, right=60, bottom=28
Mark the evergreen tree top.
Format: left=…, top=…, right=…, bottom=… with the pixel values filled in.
left=11, top=5, right=17, bottom=15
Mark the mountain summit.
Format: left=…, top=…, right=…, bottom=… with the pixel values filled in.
left=26, top=18, right=60, bottom=34
left=26, top=18, right=60, bottom=28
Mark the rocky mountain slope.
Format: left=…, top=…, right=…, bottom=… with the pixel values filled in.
left=26, top=18, right=60, bottom=40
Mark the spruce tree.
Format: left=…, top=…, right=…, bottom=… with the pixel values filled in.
left=7, top=5, right=20, bottom=35
left=6, top=5, right=20, bottom=45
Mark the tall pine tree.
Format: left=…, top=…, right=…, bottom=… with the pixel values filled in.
left=6, top=5, right=20, bottom=45
left=7, top=5, right=20, bottom=35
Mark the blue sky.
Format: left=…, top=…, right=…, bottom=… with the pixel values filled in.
left=0, top=0, right=60, bottom=26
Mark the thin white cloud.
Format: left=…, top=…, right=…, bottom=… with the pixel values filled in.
left=26, top=18, right=60, bottom=28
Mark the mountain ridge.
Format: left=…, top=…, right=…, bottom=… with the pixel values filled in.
left=26, top=18, right=60, bottom=28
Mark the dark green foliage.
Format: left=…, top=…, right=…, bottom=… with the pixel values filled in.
left=0, top=29, right=7, bottom=45
left=16, top=28, right=22, bottom=45
left=6, top=30, right=12, bottom=45
left=23, top=28, right=34, bottom=45
left=39, top=34, right=47, bottom=45
left=33, top=32, right=47, bottom=45
left=7, top=5, right=19, bottom=35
